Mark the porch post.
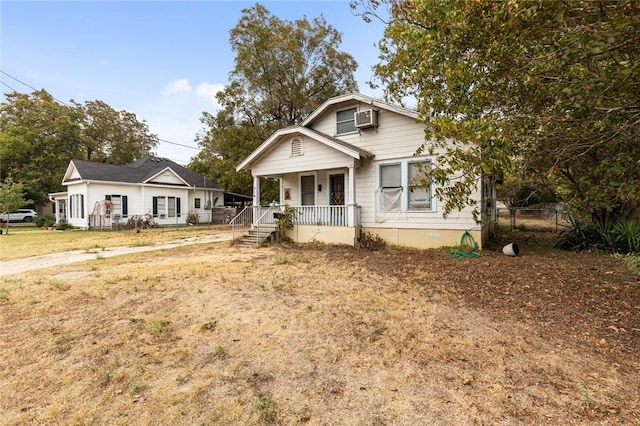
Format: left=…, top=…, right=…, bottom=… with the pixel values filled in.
left=252, top=174, right=261, bottom=207
left=347, top=164, right=356, bottom=227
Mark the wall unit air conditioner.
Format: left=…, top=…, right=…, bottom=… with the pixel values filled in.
left=354, top=109, right=378, bottom=128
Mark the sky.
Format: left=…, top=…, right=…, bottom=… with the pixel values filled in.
left=1, top=0, right=388, bottom=165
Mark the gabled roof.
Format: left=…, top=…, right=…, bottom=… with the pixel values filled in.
left=63, top=157, right=221, bottom=189
left=300, top=93, right=419, bottom=127
left=236, top=126, right=374, bottom=171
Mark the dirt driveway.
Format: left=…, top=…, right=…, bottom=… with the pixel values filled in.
left=0, top=232, right=233, bottom=277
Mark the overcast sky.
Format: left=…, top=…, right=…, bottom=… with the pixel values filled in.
left=1, top=0, right=387, bottom=164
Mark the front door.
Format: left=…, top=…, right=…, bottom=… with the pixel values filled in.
left=329, top=174, right=345, bottom=205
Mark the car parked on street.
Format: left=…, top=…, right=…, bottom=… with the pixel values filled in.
left=0, top=209, right=37, bottom=222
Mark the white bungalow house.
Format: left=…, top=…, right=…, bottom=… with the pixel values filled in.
left=49, top=157, right=225, bottom=229
left=235, top=93, right=495, bottom=249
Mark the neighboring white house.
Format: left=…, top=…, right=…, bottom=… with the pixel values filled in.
left=49, top=157, right=225, bottom=229
left=236, top=93, right=496, bottom=249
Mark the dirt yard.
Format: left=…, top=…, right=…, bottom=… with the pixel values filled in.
left=0, top=230, right=638, bottom=425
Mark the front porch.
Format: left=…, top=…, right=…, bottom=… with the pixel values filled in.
left=230, top=205, right=359, bottom=246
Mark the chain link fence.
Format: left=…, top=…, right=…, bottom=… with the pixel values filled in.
left=497, top=205, right=570, bottom=232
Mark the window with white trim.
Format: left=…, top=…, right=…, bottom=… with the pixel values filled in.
left=69, top=194, right=84, bottom=219
left=105, top=195, right=128, bottom=218
left=336, top=107, right=357, bottom=135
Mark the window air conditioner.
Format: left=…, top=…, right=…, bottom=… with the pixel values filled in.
left=354, top=109, right=378, bottom=128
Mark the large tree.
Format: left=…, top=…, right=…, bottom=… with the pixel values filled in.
left=0, top=90, right=83, bottom=204
left=193, top=3, right=359, bottom=199
left=353, top=0, right=640, bottom=223
left=0, top=90, right=159, bottom=203
left=72, top=99, right=159, bottom=164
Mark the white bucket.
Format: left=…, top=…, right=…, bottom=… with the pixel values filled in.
left=502, top=242, right=520, bottom=257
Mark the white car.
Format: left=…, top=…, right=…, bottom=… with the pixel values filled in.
left=0, top=209, right=37, bottom=222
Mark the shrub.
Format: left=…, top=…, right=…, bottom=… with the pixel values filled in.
left=358, top=231, right=386, bottom=251
left=557, top=217, right=640, bottom=253
left=34, top=214, right=56, bottom=228
left=53, top=221, right=73, bottom=230
left=123, top=215, right=157, bottom=230
left=186, top=211, right=199, bottom=225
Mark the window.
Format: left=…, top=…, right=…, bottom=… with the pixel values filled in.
left=380, top=163, right=401, bottom=188
left=167, top=197, right=181, bottom=217
left=194, top=198, right=201, bottom=209
left=69, top=194, right=84, bottom=219
left=153, top=196, right=166, bottom=218
left=105, top=195, right=128, bottom=218
left=379, top=163, right=402, bottom=212
left=301, top=175, right=315, bottom=206
left=377, top=160, right=433, bottom=213
left=290, top=138, right=303, bottom=157
left=408, top=161, right=432, bottom=210
left=336, top=107, right=357, bottom=134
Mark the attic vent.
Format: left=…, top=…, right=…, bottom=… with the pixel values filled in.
left=290, top=139, right=303, bottom=157
left=355, top=109, right=378, bottom=128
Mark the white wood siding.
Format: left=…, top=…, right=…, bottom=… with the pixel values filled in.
left=252, top=136, right=355, bottom=177
left=309, top=101, right=480, bottom=230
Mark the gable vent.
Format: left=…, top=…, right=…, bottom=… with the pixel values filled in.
left=291, top=139, right=303, bottom=157
left=355, top=109, right=378, bottom=128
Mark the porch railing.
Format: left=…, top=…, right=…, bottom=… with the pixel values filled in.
left=294, top=205, right=348, bottom=227
left=230, top=205, right=355, bottom=241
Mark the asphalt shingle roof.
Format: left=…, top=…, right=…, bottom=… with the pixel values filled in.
left=67, top=157, right=221, bottom=189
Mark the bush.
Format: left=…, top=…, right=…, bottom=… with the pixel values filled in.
left=34, top=214, right=56, bottom=228
left=186, top=211, right=199, bottom=225
left=53, top=221, right=73, bottom=230
left=556, top=217, right=640, bottom=253
left=123, top=215, right=157, bottom=230
left=358, top=231, right=386, bottom=251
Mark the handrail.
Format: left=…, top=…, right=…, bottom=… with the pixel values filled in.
left=230, top=206, right=252, bottom=240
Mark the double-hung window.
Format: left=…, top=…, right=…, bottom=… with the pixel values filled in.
left=379, top=163, right=402, bottom=212
left=105, top=195, right=128, bottom=218
left=408, top=161, right=432, bottom=210
left=378, top=160, right=433, bottom=213
left=336, top=108, right=357, bottom=135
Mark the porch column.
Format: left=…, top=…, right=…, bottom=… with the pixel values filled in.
left=347, top=164, right=356, bottom=227
left=252, top=174, right=261, bottom=206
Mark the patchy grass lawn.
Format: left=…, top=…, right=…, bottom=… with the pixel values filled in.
left=0, top=229, right=639, bottom=425
left=0, top=225, right=230, bottom=261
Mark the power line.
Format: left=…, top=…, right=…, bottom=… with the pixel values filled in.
left=158, top=138, right=200, bottom=150
left=0, top=69, right=72, bottom=107
left=2, top=70, right=205, bottom=151
left=1, top=80, right=19, bottom=93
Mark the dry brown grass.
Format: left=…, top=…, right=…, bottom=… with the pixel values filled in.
left=1, top=232, right=639, bottom=425
left=0, top=225, right=231, bottom=261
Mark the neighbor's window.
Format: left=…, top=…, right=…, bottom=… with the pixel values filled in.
left=167, top=197, right=181, bottom=218
left=301, top=175, right=315, bottom=206
left=408, top=161, right=432, bottom=210
left=194, top=198, right=201, bottom=209
left=69, top=194, right=84, bottom=219
left=336, top=107, right=357, bottom=134
left=153, top=196, right=166, bottom=218
left=105, top=195, right=128, bottom=218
